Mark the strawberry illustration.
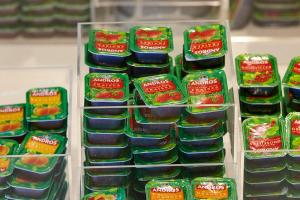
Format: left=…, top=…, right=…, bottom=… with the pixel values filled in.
left=155, top=93, right=170, bottom=103
left=171, top=91, right=182, bottom=101
left=96, top=91, right=112, bottom=99
left=96, top=32, right=121, bottom=42
left=189, top=29, right=216, bottom=40
left=136, top=29, right=162, bottom=38
left=213, top=94, right=225, bottom=104
left=112, top=90, right=124, bottom=99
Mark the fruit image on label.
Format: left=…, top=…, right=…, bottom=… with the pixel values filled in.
left=30, top=89, right=61, bottom=105
left=150, top=186, right=184, bottom=200
left=184, top=24, right=227, bottom=59
left=90, top=30, right=130, bottom=55
left=21, top=154, right=49, bottom=167
left=25, top=135, right=59, bottom=154
left=287, top=59, right=300, bottom=86
left=85, top=73, right=129, bottom=102
left=0, top=145, right=9, bottom=156
left=0, top=158, right=9, bottom=173
left=194, top=183, right=228, bottom=199
left=88, top=194, right=117, bottom=200
left=33, top=106, right=60, bottom=117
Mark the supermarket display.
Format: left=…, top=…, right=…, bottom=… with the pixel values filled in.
left=0, top=0, right=90, bottom=38
left=81, top=22, right=235, bottom=199
left=0, top=87, right=69, bottom=198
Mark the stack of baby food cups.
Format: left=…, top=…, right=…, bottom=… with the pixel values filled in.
left=85, top=29, right=131, bottom=74
left=21, top=0, right=55, bottom=37
left=130, top=74, right=187, bottom=198
left=283, top=57, right=300, bottom=113
left=128, top=26, right=174, bottom=78
left=253, top=0, right=300, bottom=26
left=178, top=70, right=228, bottom=178
left=0, top=104, right=27, bottom=143
left=55, top=0, right=90, bottom=36
left=175, top=24, right=228, bottom=79
left=286, top=112, right=300, bottom=199
left=83, top=73, right=132, bottom=193
left=25, top=87, right=69, bottom=136
left=6, top=131, right=68, bottom=199
left=235, top=54, right=282, bottom=121
left=0, top=0, right=20, bottom=38
left=242, top=117, right=287, bottom=200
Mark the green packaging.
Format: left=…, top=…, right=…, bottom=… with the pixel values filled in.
left=191, top=177, right=237, bottom=200
left=130, top=26, right=173, bottom=53
left=82, top=187, right=126, bottom=200
left=235, top=54, right=280, bottom=88
left=133, top=74, right=187, bottom=106
left=184, top=24, right=227, bottom=61
left=283, top=56, right=300, bottom=102
left=14, top=132, right=67, bottom=174
left=0, top=104, right=26, bottom=138
left=242, top=117, right=286, bottom=159
left=182, top=70, right=229, bottom=114
left=26, top=87, right=68, bottom=121
left=88, top=29, right=131, bottom=57
left=145, top=179, right=192, bottom=200
left=84, top=73, right=130, bottom=102
left=0, top=139, right=18, bottom=180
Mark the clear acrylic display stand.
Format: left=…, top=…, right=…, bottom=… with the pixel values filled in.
left=0, top=66, right=73, bottom=199
left=77, top=20, right=242, bottom=199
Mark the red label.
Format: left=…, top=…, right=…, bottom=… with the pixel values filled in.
left=188, top=78, right=222, bottom=95
left=190, top=40, right=222, bottom=55
left=137, top=39, right=168, bottom=50
left=240, top=60, right=272, bottom=72
left=95, top=41, right=127, bottom=53
left=249, top=136, right=282, bottom=150
left=95, top=32, right=121, bottom=41
left=293, top=62, right=300, bottom=74
left=0, top=107, right=22, bottom=114
left=142, top=80, right=176, bottom=94
left=292, top=120, right=300, bottom=135
left=90, top=78, right=124, bottom=89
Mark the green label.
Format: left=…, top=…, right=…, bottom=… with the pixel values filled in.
left=85, top=73, right=129, bottom=102
left=284, top=57, right=300, bottom=87
left=236, top=54, right=279, bottom=87
left=182, top=70, right=228, bottom=113
left=88, top=29, right=131, bottom=56
left=134, top=74, right=187, bottom=106
left=26, top=87, right=67, bottom=121
left=184, top=24, right=227, bottom=60
left=130, top=26, right=173, bottom=53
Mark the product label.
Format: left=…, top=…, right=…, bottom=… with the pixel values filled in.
left=25, top=136, right=59, bottom=154
left=293, top=62, right=300, bottom=74
left=0, top=106, right=23, bottom=121
left=292, top=120, right=300, bottom=135
left=150, top=186, right=184, bottom=200
left=30, top=89, right=61, bottom=105
left=135, top=28, right=169, bottom=51
left=190, top=40, right=222, bottom=55
left=142, top=80, right=176, bottom=94
left=188, top=78, right=222, bottom=95
left=90, top=78, right=124, bottom=89
left=194, top=183, right=228, bottom=199
left=248, top=120, right=282, bottom=150
left=94, top=31, right=127, bottom=53
left=240, top=60, right=272, bottom=73
left=88, top=194, right=117, bottom=200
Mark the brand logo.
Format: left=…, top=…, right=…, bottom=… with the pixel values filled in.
left=142, top=80, right=176, bottom=94
left=32, top=136, right=58, bottom=146
left=196, top=184, right=226, bottom=191
left=31, top=89, right=59, bottom=97
left=240, top=60, right=272, bottom=72
left=188, top=78, right=222, bottom=95
left=151, top=186, right=181, bottom=193
left=0, top=107, right=22, bottom=113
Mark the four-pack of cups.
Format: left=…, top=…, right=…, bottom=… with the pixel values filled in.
left=235, top=53, right=283, bottom=121
left=0, top=86, right=69, bottom=198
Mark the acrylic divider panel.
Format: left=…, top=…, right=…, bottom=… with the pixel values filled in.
left=77, top=19, right=241, bottom=199
left=0, top=66, right=73, bottom=199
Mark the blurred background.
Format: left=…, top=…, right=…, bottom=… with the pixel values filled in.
left=0, top=0, right=299, bottom=69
